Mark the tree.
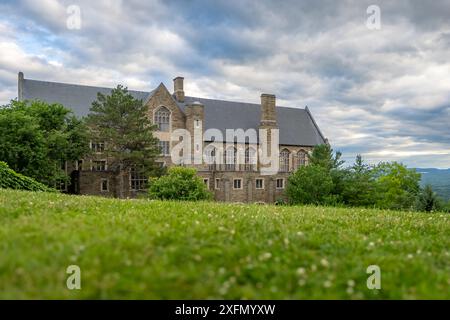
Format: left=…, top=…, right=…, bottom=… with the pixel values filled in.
left=0, top=100, right=90, bottom=187
left=415, top=185, right=442, bottom=212
left=86, top=85, right=161, bottom=197
left=308, top=144, right=346, bottom=202
left=444, top=201, right=450, bottom=213
left=341, top=155, right=376, bottom=207
left=148, top=167, right=212, bottom=201
left=308, top=144, right=345, bottom=171
left=373, top=162, right=421, bottom=210
left=286, top=165, right=334, bottom=205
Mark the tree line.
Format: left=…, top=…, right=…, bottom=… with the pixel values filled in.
left=286, top=145, right=449, bottom=212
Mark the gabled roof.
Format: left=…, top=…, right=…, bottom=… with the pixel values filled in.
left=20, top=77, right=326, bottom=146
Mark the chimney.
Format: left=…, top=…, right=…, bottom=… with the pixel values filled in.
left=18, top=72, right=24, bottom=101
left=260, top=93, right=277, bottom=127
left=173, top=76, right=185, bottom=102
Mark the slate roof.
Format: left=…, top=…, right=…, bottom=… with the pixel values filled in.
left=21, top=79, right=152, bottom=117
left=20, top=77, right=326, bottom=146
left=177, top=97, right=326, bottom=146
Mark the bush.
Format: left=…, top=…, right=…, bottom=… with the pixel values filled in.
left=148, top=167, right=212, bottom=201
left=286, top=165, right=333, bottom=205
left=0, top=161, right=56, bottom=192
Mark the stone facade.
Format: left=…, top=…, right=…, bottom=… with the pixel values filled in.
left=72, top=77, right=319, bottom=202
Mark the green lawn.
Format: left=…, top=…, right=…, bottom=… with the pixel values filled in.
left=0, top=189, right=448, bottom=299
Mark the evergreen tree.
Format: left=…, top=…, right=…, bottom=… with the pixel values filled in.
left=415, top=185, right=442, bottom=212
left=308, top=144, right=345, bottom=171
left=86, top=85, right=161, bottom=197
left=307, top=144, right=345, bottom=202
left=342, top=155, right=376, bottom=207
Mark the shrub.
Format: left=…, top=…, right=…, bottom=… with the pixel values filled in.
left=148, top=167, right=212, bottom=201
left=287, top=165, right=333, bottom=205
left=0, top=161, right=56, bottom=192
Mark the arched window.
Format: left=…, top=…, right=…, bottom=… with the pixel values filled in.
left=279, top=149, right=290, bottom=172
left=225, top=147, right=236, bottom=171
left=154, top=106, right=170, bottom=132
left=296, top=150, right=307, bottom=168
left=245, top=147, right=256, bottom=171
left=205, top=146, right=216, bottom=171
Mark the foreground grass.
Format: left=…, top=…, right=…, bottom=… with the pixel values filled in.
left=0, top=189, right=448, bottom=299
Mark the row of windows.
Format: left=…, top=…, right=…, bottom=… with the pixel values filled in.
left=100, top=176, right=284, bottom=193
left=203, top=178, right=285, bottom=190
left=86, top=150, right=306, bottom=173
left=280, top=149, right=307, bottom=172
left=206, top=147, right=307, bottom=172
left=98, top=170, right=148, bottom=192
left=91, top=140, right=171, bottom=157
left=89, top=138, right=307, bottom=172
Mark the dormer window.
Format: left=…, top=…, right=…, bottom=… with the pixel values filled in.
left=155, top=106, right=170, bottom=132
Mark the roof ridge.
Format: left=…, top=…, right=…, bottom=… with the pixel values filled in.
left=24, top=78, right=150, bottom=94
left=185, top=95, right=306, bottom=110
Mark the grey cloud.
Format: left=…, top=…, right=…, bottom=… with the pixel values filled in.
left=0, top=0, right=449, bottom=167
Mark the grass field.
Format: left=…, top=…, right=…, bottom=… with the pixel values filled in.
left=0, top=189, right=448, bottom=299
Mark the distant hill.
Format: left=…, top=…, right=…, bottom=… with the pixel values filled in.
left=416, top=168, right=450, bottom=201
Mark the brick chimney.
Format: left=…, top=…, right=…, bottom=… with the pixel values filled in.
left=260, top=93, right=277, bottom=128
left=18, top=71, right=24, bottom=101
left=173, top=76, right=185, bottom=102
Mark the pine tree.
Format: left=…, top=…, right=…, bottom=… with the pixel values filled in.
left=416, top=185, right=442, bottom=212
left=86, top=85, right=161, bottom=197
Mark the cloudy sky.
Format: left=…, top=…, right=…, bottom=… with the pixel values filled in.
left=0, top=0, right=449, bottom=168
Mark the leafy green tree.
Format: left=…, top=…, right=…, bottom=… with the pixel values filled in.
left=86, top=85, right=162, bottom=197
left=287, top=165, right=334, bottom=205
left=0, top=100, right=90, bottom=187
left=415, top=185, right=442, bottom=212
left=341, top=155, right=376, bottom=207
left=148, top=167, right=212, bottom=201
left=373, top=162, right=421, bottom=210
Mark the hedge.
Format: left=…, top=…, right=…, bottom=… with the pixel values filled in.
left=0, top=161, right=56, bottom=192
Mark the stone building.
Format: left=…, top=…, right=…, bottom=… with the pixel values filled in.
left=18, top=72, right=327, bottom=202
